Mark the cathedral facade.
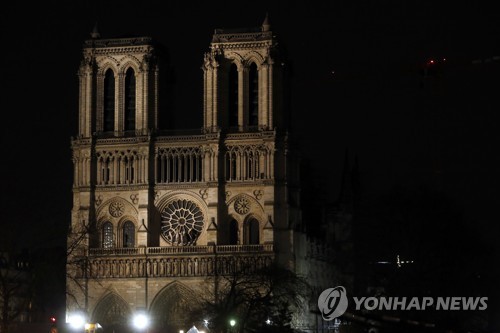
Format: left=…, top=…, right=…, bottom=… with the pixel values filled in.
left=66, top=17, right=304, bottom=332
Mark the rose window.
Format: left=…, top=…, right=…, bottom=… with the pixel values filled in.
left=234, top=196, right=251, bottom=215
left=160, top=199, right=204, bottom=246
left=109, top=201, right=125, bottom=217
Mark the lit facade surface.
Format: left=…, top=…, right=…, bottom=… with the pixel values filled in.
left=66, top=18, right=309, bottom=332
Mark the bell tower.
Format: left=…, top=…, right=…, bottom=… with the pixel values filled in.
left=71, top=28, right=160, bottom=255
left=77, top=31, right=159, bottom=138
left=201, top=15, right=299, bottom=268
left=202, top=14, right=287, bottom=133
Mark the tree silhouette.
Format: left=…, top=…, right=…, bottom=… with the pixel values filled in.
left=192, top=262, right=312, bottom=333
left=0, top=232, right=33, bottom=333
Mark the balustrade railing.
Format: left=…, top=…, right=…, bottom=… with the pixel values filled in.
left=88, top=244, right=273, bottom=256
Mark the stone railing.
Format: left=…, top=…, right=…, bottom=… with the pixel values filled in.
left=76, top=244, right=275, bottom=279
left=88, top=244, right=273, bottom=256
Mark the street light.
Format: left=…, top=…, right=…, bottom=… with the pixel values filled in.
left=67, top=311, right=86, bottom=330
left=228, top=318, right=237, bottom=333
left=132, top=312, right=150, bottom=331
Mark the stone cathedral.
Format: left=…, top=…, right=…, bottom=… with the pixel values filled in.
left=66, top=17, right=310, bottom=333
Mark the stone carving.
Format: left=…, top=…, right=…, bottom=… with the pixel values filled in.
left=83, top=253, right=273, bottom=279
left=253, top=190, right=263, bottom=200
left=130, top=194, right=139, bottom=205
left=160, top=199, right=204, bottom=246
left=199, top=189, right=208, bottom=201
left=234, top=196, right=251, bottom=215
left=109, top=200, right=125, bottom=217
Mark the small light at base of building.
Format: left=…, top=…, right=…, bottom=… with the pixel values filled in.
left=67, top=312, right=86, bottom=330
left=132, top=313, right=150, bottom=330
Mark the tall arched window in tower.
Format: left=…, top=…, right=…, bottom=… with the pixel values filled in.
left=229, top=63, right=239, bottom=128
left=103, top=69, right=115, bottom=132
left=225, top=150, right=237, bottom=181
left=122, top=221, right=135, bottom=248
left=102, top=221, right=114, bottom=248
left=125, top=68, right=136, bottom=131
left=229, top=219, right=239, bottom=245
left=244, top=218, right=259, bottom=245
left=249, top=63, right=259, bottom=127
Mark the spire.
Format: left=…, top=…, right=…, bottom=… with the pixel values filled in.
left=90, top=22, right=100, bottom=39
left=262, top=12, right=271, bottom=32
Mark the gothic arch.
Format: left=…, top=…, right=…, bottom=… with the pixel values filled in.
left=94, top=197, right=139, bottom=248
left=149, top=281, right=198, bottom=332
left=123, top=66, right=137, bottom=131
left=117, top=215, right=138, bottom=229
left=91, top=292, right=132, bottom=332
left=243, top=214, right=261, bottom=245
left=156, top=191, right=208, bottom=218
left=97, top=58, right=119, bottom=77
left=117, top=215, right=138, bottom=248
left=227, top=193, right=266, bottom=221
left=99, top=67, right=117, bottom=133
left=118, top=55, right=141, bottom=75
left=96, top=197, right=139, bottom=225
left=243, top=51, right=266, bottom=67
left=225, top=194, right=266, bottom=245
left=223, top=52, right=245, bottom=69
left=244, top=213, right=262, bottom=225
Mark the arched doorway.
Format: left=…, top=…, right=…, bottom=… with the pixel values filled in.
left=149, top=281, right=198, bottom=332
left=92, top=293, right=132, bottom=333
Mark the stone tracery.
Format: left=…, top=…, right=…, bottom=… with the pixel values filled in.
left=160, top=199, right=204, bottom=246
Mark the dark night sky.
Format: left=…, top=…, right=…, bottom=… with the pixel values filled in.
left=1, top=1, right=499, bottom=256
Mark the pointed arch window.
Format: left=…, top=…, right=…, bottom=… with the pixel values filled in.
left=229, top=219, right=239, bottom=245
left=125, top=68, right=136, bottom=131
left=122, top=221, right=135, bottom=248
left=244, top=218, right=259, bottom=245
left=102, top=221, right=114, bottom=248
left=229, top=63, right=239, bottom=128
left=103, top=69, right=115, bottom=132
left=249, top=63, right=259, bottom=127
left=225, top=151, right=237, bottom=181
